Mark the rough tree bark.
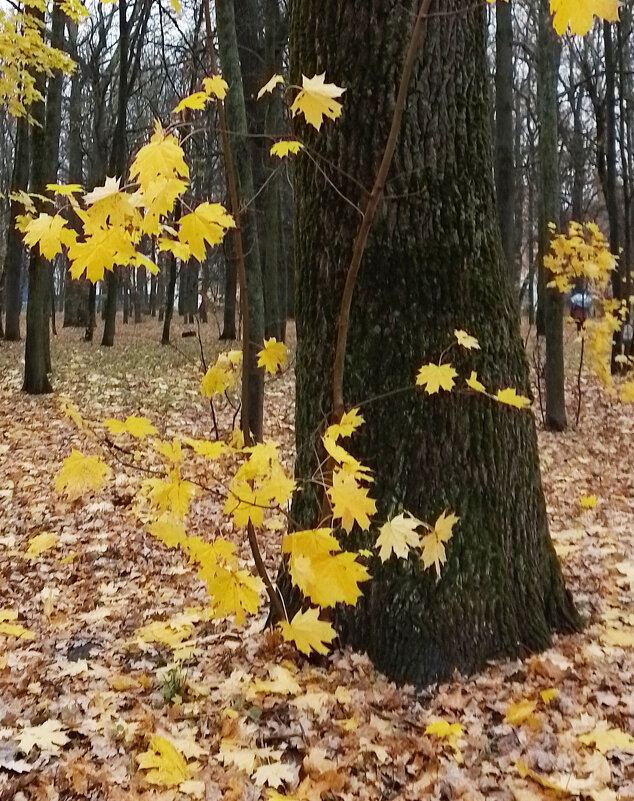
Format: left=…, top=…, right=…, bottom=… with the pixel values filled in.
left=495, top=0, right=516, bottom=290
left=289, top=0, right=580, bottom=686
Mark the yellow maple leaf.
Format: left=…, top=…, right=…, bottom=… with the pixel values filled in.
left=376, top=512, right=423, bottom=561
left=202, top=74, right=229, bottom=100
left=466, top=371, right=486, bottom=393
left=283, top=528, right=369, bottom=607
left=496, top=387, right=531, bottom=409
left=270, top=140, right=303, bottom=158
left=0, top=609, right=35, bottom=640
left=103, top=415, right=158, bottom=439
left=324, top=407, right=364, bottom=441
left=580, top=494, right=598, bottom=509
left=327, top=470, right=376, bottom=533
left=23, top=213, right=71, bottom=260
left=178, top=202, right=235, bottom=261
left=173, top=90, right=209, bottom=114
left=416, top=362, right=457, bottom=394
left=454, top=329, right=480, bottom=350
left=600, top=627, right=634, bottom=647
left=55, top=450, right=112, bottom=501
left=578, top=725, right=634, bottom=753
left=425, top=719, right=464, bottom=760
left=16, top=719, right=69, bottom=755
left=420, top=511, right=458, bottom=577
left=257, top=73, right=284, bottom=99
left=142, top=469, right=199, bottom=518
left=137, top=735, right=190, bottom=786
left=505, top=699, right=539, bottom=726
left=201, top=362, right=236, bottom=397
left=207, top=566, right=263, bottom=625
left=278, top=607, right=336, bottom=655
left=290, top=73, right=345, bottom=130
left=24, top=532, right=57, bottom=559
left=147, top=516, right=187, bottom=549
left=46, top=182, right=83, bottom=196
left=540, top=688, right=559, bottom=704
left=257, top=337, right=288, bottom=373
left=185, top=438, right=226, bottom=459
left=550, top=0, right=620, bottom=37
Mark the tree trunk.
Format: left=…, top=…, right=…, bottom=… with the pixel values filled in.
left=221, top=234, right=238, bottom=339
left=3, top=117, right=29, bottom=341
left=538, top=0, right=566, bottom=431
left=495, top=0, right=516, bottom=290
left=63, top=21, right=90, bottom=329
left=101, top=0, right=129, bottom=347
left=162, top=253, right=177, bottom=345
left=216, top=0, right=265, bottom=441
left=289, top=0, right=580, bottom=687
left=24, top=2, right=65, bottom=392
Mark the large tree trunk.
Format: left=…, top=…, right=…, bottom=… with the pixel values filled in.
left=289, top=0, right=579, bottom=686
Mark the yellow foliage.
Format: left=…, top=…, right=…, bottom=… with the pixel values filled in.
left=257, top=338, right=288, bottom=373
left=290, top=73, right=345, bottom=130
left=283, top=528, right=369, bottom=607
left=416, top=362, right=458, bottom=394
left=278, top=607, right=337, bottom=655
left=55, top=450, right=112, bottom=501
left=327, top=469, right=376, bottom=533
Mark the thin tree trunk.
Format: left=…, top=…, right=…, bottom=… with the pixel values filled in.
left=216, top=0, right=266, bottom=441
left=162, top=253, right=177, bottom=345
left=538, top=0, right=566, bottom=430
left=102, top=0, right=129, bottom=347
left=3, top=117, right=29, bottom=341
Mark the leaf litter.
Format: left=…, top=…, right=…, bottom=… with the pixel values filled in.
left=0, top=319, right=633, bottom=800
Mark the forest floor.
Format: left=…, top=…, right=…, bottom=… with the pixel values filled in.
left=0, top=315, right=633, bottom=801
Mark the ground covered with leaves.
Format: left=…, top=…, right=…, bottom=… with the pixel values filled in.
left=0, top=319, right=633, bottom=801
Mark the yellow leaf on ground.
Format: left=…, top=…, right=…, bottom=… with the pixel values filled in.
left=17, top=719, right=69, bottom=755
left=579, top=725, right=634, bottom=753
left=0, top=609, right=35, bottom=640
left=137, top=735, right=190, bottom=786
left=580, top=494, right=598, bottom=509
left=24, top=532, right=57, bottom=558
left=505, top=699, right=539, bottom=726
